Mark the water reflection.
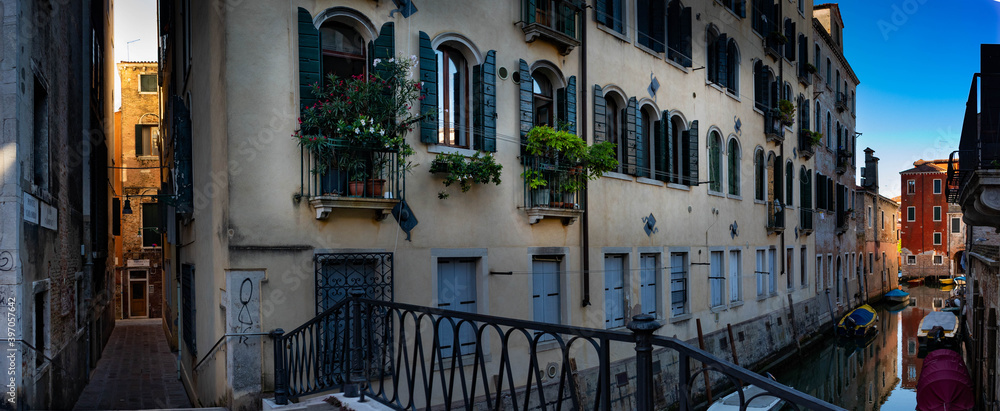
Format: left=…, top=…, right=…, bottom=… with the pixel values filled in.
left=769, top=285, right=956, bottom=410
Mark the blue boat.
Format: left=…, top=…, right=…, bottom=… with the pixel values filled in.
left=885, top=288, right=910, bottom=304
left=837, top=304, right=878, bottom=337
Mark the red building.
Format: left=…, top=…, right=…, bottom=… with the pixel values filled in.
left=899, top=159, right=964, bottom=279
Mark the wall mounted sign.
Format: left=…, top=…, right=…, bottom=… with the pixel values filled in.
left=40, top=202, right=57, bottom=231
left=127, top=259, right=150, bottom=267
left=23, top=193, right=39, bottom=224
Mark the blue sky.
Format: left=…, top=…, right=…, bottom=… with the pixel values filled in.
left=113, top=0, right=158, bottom=110
left=834, top=0, right=1000, bottom=197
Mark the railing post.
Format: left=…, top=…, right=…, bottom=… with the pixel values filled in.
left=628, top=314, right=663, bottom=410
left=678, top=352, right=691, bottom=411
left=270, top=328, right=287, bottom=405
left=344, top=289, right=366, bottom=399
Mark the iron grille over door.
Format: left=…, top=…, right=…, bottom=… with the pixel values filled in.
left=315, top=252, right=394, bottom=386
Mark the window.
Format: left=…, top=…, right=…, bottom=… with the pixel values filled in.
left=34, top=290, right=48, bottom=366
left=708, top=28, right=738, bottom=91
left=907, top=179, right=916, bottom=194
left=710, top=251, right=725, bottom=308
left=637, top=0, right=666, bottom=52
left=816, top=255, right=823, bottom=293
left=320, top=21, right=366, bottom=79
left=437, top=258, right=478, bottom=356
left=669, top=115, right=689, bottom=184
left=826, top=112, right=832, bottom=149
left=720, top=0, right=744, bottom=16
left=753, top=60, right=776, bottom=111
left=933, top=255, right=943, bottom=265
left=666, top=0, right=692, bottom=66
left=826, top=58, right=831, bottom=86
left=814, top=101, right=821, bottom=132
left=181, top=264, right=196, bottom=354
left=783, top=19, right=796, bottom=60
left=729, top=250, right=742, bottom=302
left=881, top=210, right=885, bottom=229
left=595, top=0, right=624, bottom=33
left=532, top=72, right=554, bottom=127
left=800, top=246, right=808, bottom=288
left=798, top=0, right=804, bottom=13
left=785, top=161, right=794, bottom=206
left=33, top=77, right=50, bottom=190
left=726, top=40, right=740, bottom=94
left=952, top=217, right=961, bottom=233
left=437, top=46, right=471, bottom=148
left=933, top=206, right=942, bottom=221
left=754, top=149, right=765, bottom=201
left=135, top=124, right=160, bottom=156
left=907, top=255, right=916, bottom=265
left=755, top=249, right=767, bottom=297
left=751, top=0, right=771, bottom=35
left=786, top=247, right=794, bottom=290
left=139, top=74, right=157, bottom=93
left=868, top=206, right=873, bottom=227
left=670, top=252, right=689, bottom=316
left=907, top=206, right=915, bottom=221
left=797, top=35, right=808, bottom=77
left=639, top=107, right=654, bottom=178
left=933, top=232, right=942, bottom=245
left=727, top=138, right=741, bottom=196
left=933, top=179, right=942, bottom=194
left=141, top=203, right=161, bottom=248
left=604, top=255, right=627, bottom=328
left=639, top=254, right=660, bottom=317
left=532, top=257, right=561, bottom=326
left=709, top=131, right=722, bottom=193
left=814, top=44, right=821, bottom=75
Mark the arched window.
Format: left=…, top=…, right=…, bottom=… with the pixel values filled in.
left=606, top=95, right=624, bottom=173
left=670, top=116, right=685, bottom=184
left=320, top=21, right=367, bottom=79
left=707, top=27, right=720, bottom=84
left=826, top=58, right=832, bottom=86
left=666, top=0, right=692, bottom=67
left=785, top=161, right=794, bottom=206
left=783, top=18, right=796, bottom=60
left=754, top=61, right=775, bottom=111
left=754, top=148, right=765, bottom=201
left=783, top=82, right=792, bottom=102
left=815, top=101, right=821, bottom=132
left=826, top=111, right=832, bottom=149
left=836, top=70, right=841, bottom=94
left=709, top=131, right=722, bottom=193
left=637, top=0, right=666, bottom=52
left=799, top=166, right=812, bottom=213
left=814, top=44, right=821, bottom=71
left=639, top=106, right=656, bottom=178
left=726, top=39, right=740, bottom=94
left=532, top=73, right=554, bottom=127
left=797, top=34, right=808, bottom=77
left=437, top=45, right=471, bottom=147
left=728, top=138, right=741, bottom=196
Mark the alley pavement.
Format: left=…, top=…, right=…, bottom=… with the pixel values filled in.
left=73, top=319, right=192, bottom=410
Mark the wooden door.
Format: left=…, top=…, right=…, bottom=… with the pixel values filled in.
left=130, top=280, right=147, bottom=317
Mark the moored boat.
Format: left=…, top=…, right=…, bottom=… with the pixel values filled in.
left=837, top=304, right=878, bottom=337
left=917, top=311, right=960, bottom=357
left=939, top=277, right=954, bottom=285
left=916, top=349, right=974, bottom=411
left=707, top=384, right=783, bottom=411
left=954, top=276, right=966, bottom=285
left=908, top=278, right=924, bottom=286
left=886, top=288, right=910, bottom=304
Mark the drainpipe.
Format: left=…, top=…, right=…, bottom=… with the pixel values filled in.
left=776, top=4, right=786, bottom=308
left=580, top=1, right=591, bottom=307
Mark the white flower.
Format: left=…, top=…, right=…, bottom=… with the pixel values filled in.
left=369, top=127, right=375, bottom=133
left=354, top=128, right=361, bottom=134
left=379, top=130, right=385, bottom=136
left=372, top=58, right=381, bottom=67
left=360, top=118, right=366, bottom=126
left=410, top=55, right=418, bottom=64
left=388, top=57, right=395, bottom=63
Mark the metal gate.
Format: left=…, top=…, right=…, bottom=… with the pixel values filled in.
left=315, top=252, right=394, bottom=385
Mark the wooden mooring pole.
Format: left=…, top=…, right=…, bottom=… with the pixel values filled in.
left=696, top=318, right=712, bottom=403
left=726, top=323, right=739, bottom=366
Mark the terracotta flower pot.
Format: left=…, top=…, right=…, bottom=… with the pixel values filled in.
left=348, top=181, right=365, bottom=196
left=366, top=179, right=386, bottom=197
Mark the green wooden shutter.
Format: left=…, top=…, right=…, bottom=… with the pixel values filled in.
left=685, top=120, right=699, bottom=186
left=135, top=124, right=144, bottom=155
left=559, top=3, right=577, bottom=38
left=419, top=31, right=438, bottom=144
left=651, top=0, right=665, bottom=52
left=297, top=8, right=321, bottom=118
left=525, top=0, right=537, bottom=24
left=717, top=34, right=728, bottom=87
left=774, top=154, right=783, bottom=201
left=372, top=23, right=395, bottom=81
left=474, top=50, right=497, bottom=152
left=738, top=0, right=747, bottom=18
left=593, top=85, right=606, bottom=144
left=625, top=97, right=637, bottom=175
left=172, top=97, right=193, bottom=215
left=655, top=111, right=668, bottom=182
left=519, top=59, right=533, bottom=157
left=566, top=76, right=577, bottom=134
left=595, top=0, right=607, bottom=24
left=680, top=7, right=692, bottom=66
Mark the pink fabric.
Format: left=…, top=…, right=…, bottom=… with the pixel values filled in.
left=916, top=349, right=974, bottom=411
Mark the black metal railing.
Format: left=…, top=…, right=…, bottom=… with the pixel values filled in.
left=800, top=207, right=814, bottom=232
left=522, top=0, right=579, bottom=39
left=798, top=130, right=815, bottom=158
left=523, top=155, right=585, bottom=209
left=948, top=73, right=1000, bottom=203
left=835, top=148, right=849, bottom=174
left=767, top=200, right=784, bottom=232
left=835, top=92, right=848, bottom=112
left=271, top=291, right=845, bottom=410
left=764, top=109, right=784, bottom=143
left=298, top=142, right=404, bottom=200
left=836, top=208, right=849, bottom=233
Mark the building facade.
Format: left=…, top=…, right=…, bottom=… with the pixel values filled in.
left=949, top=43, right=1000, bottom=409
left=900, top=159, right=962, bottom=279
left=0, top=0, right=116, bottom=409
left=857, top=148, right=900, bottom=301
left=155, top=1, right=865, bottom=408
left=114, top=62, right=165, bottom=321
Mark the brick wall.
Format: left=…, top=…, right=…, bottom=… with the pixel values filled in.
left=900, top=166, right=957, bottom=278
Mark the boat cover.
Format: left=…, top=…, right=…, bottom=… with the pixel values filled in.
left=916, top=349, right=974, bottom=411
left=886, top=289, right=910, bottom=298
left=719, top=385, right=779, bottom=409
left=920, top=312, right=957, bottom=332
left=846, top=306, right=876, bottom=325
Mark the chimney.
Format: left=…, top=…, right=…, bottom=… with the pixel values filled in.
left=862, top=147, right=878, bottom=191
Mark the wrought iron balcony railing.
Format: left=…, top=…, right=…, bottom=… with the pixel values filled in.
left=948, top=73, right=1000, bottom=204
left=523, top=155, right=585, bottom=225
left=269, top=290, right=845, bottom=411
left=297, top=141, right=404, bottom=220
left=519, top=0, right=581, bottom=55
left=799, top=207, right=814, bottom=233
left=766, top=200, right=785, bottom=233
left=835, top=148, right=850, bottom=174
left=835, top=92, right=849, bottom=113
left=798, top=130, right=815, bottom=159
left=764, top=109, right=784, bottom=144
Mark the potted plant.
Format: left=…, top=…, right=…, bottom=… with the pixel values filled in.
left=807, top=131, right=823, bottom=146
left=767, top=31, right=788, bottom=46
left=805, top=63, right=818, bottom=74
left=521, top=169, right=550, bottom=206
left=294, top=55, right=425, bottom=198
left=429, top=152, right=503, bottom=199
left=525, top=125, right=588, bottom=163
left=776, top=99, right=795, bottom=127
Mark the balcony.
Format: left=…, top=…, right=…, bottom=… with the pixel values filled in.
left=519, top=0, right=581, bottom=56
left=764, top=32, right=785, bottom=61
left=767, top=200, right=785, bottom=234
left=765, top=109, right=785, bottom=144
left=835, top=148, right=850, bottom=174
left=798, top=63, right=813, bottom=86
left=799, top=208, right=814, bottom=235
left=948, top=71, right=1000, bottom=230
left=835, top=91, right=849, bottom=113
left=522, top=155, right=585, bottom=225
left=798, top=130, right=816, bottom=159
left=836, top=208, right=850, bottom=235
left=297, top=144, right=403, bottom=220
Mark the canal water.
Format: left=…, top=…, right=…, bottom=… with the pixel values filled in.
left=766, top=284, right=959, bottom=410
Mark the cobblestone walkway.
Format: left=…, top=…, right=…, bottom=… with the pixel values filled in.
left=73, top=319, right=192, bottom=410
